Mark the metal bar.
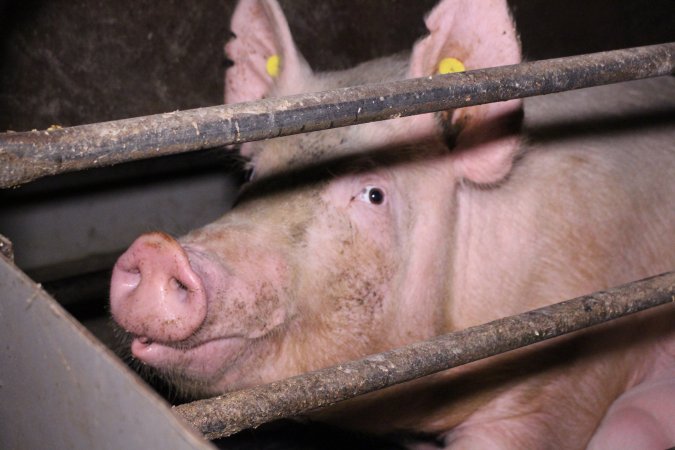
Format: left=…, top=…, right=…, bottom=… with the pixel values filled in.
left=174, top=271, right=675, bottom=440
left=1, top=43, right=673, bottom=188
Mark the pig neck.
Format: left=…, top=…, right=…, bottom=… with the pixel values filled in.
left=449, top=152, right=604, bottom=325
left=449, top=171, right=553, bottom=327
left=436, top=111, right=673, bottom=445
left=450, top=110, right=675, bottom=326
left=320, top=79, right=675, bottom=445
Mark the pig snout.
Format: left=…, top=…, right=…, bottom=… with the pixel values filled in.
left=110, top=232, right=207, bottom=343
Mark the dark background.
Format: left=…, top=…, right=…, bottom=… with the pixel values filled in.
left=1, top=0, right=673, bottom=131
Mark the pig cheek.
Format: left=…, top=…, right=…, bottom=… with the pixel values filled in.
left=184, top=230, right=293, bottom=338
left=202, top=280, right=288, bottom=340
left=294, top=208, right=397, bottom=366
left=321, top=242, right=395, bottom=360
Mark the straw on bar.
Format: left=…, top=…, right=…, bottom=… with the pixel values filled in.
left=173, top=271, right=675, bottom=440
left=1, top=43, right=673, bottom=188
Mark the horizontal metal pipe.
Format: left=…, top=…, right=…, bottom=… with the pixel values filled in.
left=1, top=43, right=674, bottom=188
left=174, top=271, right=675, bottom=440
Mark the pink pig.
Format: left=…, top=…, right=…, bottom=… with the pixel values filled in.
left=110, top=0, right=675, bottom=447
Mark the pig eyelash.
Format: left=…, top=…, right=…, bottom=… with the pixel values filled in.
left=358, top=186, right=386, bottom=205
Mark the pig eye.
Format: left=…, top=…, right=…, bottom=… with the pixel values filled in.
left=359, top=186, right=385, bottom=205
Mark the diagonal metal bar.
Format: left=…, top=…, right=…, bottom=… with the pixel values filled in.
left=1, top=43, right=674, bottom=188
left=173, top=271, right=675, bottom=440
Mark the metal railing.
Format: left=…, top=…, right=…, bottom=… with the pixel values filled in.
left=1, top=43, right=673, bottom=188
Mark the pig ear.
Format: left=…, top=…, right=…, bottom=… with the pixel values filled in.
left=410, top=0, right=524, bottom=184
left=224, top=0, right=312, bottom=105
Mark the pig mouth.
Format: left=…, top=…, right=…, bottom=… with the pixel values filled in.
left=130, top=334, right=249, bottom=379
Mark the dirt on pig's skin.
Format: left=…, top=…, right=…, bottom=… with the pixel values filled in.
left=110, top=0, right=675, bottom=448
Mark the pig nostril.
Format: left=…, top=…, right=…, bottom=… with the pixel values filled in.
left=170, top=277, right=189, bottom=292
left=114, top=266, right=142, bottom=290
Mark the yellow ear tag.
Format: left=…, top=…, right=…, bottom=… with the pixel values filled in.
left=266, top=54, right=281, bottom=77
left=438, top=57, right=466, bottom=74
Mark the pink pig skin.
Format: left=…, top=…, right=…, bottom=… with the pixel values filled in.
left=110, top=0, right=675, bottom=448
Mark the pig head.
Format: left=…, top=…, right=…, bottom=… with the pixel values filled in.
left=111, top=0, right=524, bottom=395
left=110, top=0, right=675, bottom=447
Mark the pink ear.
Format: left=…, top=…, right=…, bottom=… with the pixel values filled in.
left=410, top=0, right=524, bottom=184
left=224, top=0, right=311, bottom=105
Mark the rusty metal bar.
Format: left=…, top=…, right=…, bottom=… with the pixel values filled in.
left=173, top=271, right=675, bottom=440
left=1, top=43, right=673, bottom=188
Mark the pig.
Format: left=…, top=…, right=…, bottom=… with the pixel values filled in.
left=109, top=0, right=675, bottom=448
